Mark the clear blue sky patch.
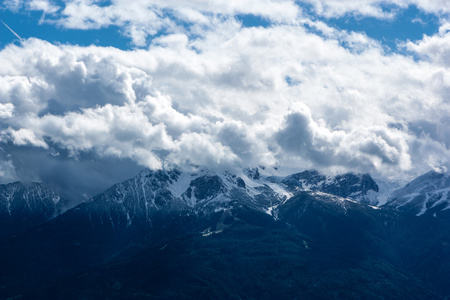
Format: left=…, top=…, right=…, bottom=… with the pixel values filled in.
left=0, top=9, right=130, bottom=49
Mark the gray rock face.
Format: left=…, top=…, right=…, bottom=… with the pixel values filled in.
left=321, top=173, right=379, bottom=200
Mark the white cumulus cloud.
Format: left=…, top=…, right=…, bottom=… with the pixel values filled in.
left=0, top=1, right=449, bottom=194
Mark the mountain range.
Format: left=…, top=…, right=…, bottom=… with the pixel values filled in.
left=1, top=167, right=450, bottom=299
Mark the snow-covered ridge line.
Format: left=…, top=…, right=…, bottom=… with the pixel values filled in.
left=5, top=167, right=450, bottom=226
left=82, top=166, right=383, bottom=224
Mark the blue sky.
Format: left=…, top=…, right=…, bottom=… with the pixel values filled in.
left=0, top=10, right=129, bottom=49
left=0, top=0, right=450, bottom=201
left=0, top=2, right=442, bottom=51
left=322, top=5, right=440, bottom=50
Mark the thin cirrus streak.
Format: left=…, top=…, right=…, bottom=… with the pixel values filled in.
left=0, top=19, right=23, bottom=44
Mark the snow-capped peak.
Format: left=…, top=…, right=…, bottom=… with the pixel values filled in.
left=384, top=170, right=450, bottom=216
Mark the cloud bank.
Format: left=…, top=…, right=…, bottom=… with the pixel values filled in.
left=0, top=0, right=450, bottom=201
